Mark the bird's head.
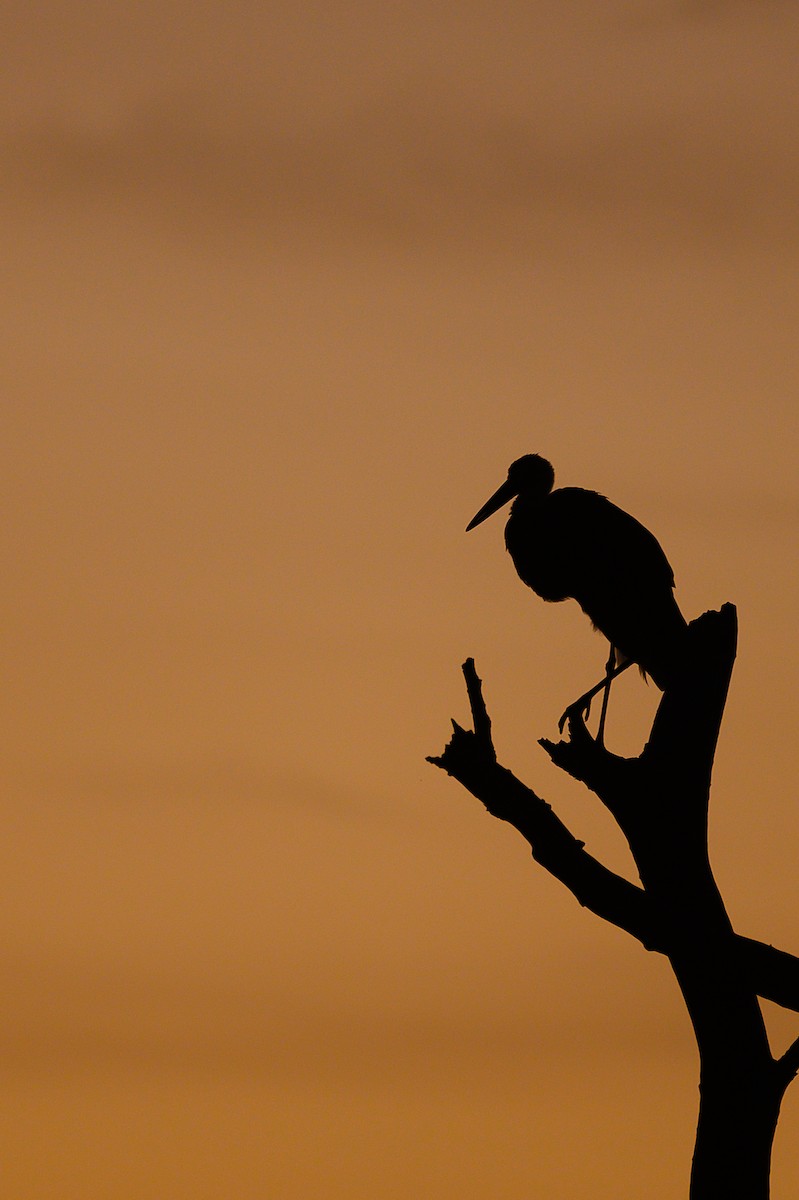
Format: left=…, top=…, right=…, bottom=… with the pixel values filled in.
left=466, top=454, right=555, bottom=531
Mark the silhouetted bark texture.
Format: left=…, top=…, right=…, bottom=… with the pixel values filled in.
left=428, top=606, right=799, bottom=1199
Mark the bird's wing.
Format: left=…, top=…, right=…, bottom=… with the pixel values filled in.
left=549, top=488, right=677, bottom=596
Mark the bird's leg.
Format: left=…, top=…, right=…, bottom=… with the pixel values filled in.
left=558, top=657, right=633, bottom=738
left=595, top=645, right=617, bottom=747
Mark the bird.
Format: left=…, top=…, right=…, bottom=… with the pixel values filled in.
left=466, top=454, right=688, bottom=742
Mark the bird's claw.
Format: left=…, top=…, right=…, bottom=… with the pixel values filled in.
left=557, top=696, right=592, bottom=735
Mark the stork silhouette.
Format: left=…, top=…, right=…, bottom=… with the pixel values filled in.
left=467, top=454, right=688, bottom=743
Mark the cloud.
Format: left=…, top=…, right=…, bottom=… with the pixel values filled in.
left=3, top=72, right=797, bottom=251
left=645, top=0, right=792, bottom=22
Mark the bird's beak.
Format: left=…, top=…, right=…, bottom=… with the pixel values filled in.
left=466, top=478, right=517, bottom=531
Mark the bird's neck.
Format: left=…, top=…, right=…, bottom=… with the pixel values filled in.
left=509, top=491, right=548, bottom=521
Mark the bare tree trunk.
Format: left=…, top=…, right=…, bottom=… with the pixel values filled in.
left=428, top=605, right=799, bottom=1197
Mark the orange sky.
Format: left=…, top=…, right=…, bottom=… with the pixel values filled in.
left=3, top=2, right=799, bottom=1196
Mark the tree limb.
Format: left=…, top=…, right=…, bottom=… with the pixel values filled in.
left=777, top=1035, right=799, bottom=1090
left=428, top=657, right=799, bottom=1013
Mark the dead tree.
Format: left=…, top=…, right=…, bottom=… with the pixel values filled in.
left=428, top=605, right=799, bottom=1198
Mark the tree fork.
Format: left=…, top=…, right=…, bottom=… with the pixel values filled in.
left=428, top=607, right=799, bottom=1197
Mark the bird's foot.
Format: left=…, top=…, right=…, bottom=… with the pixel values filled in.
left=557, top=696, right=593, bottom=736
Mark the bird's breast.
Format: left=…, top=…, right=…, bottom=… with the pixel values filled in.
left=504, top=505, right=571, bottom=602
